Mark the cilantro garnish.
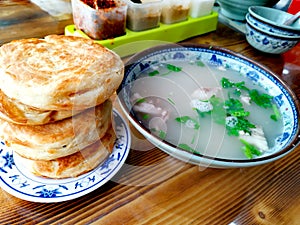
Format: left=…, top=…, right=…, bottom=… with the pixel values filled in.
left=221, top=77, right=273, bottom=108
left=150, top=128, right=167, bottom=140
left=225, top=98, right=249, bottom=116
left=175, top=116, right=200, bottom=130
left=159, top=63, right=182, bottom=76
left=224, top=98, right=255, bottom=136
left=221, top=77, right=234, bottom=88
left=249, top=89, right=273, bottom=108
left=226, top=117, right=256, bottom=136
left=220, top=77, right=281, bottom=124
left=221, top=77, right=249, bottom=92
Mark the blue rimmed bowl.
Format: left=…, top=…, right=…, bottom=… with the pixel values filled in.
left=246, top=13, right=300, bottom=38
left=217, top=0, right=279, bottom=21
left=245, top=19, right=300, bottom=54
left=116, top=43, right=300, bottom=168
left=248, top=6, right=300, bottom=34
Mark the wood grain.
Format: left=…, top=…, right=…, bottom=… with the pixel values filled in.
left=0, top=2, right=299, bottom=225
left=0, top=0, right=72, bottom=45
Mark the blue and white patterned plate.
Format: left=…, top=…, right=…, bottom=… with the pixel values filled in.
left=0, top=109, right=131, bottom=203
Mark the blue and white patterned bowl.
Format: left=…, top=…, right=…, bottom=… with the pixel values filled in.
left=246, top=13, right=300, bottom=38
left=117, top=43, right=300, bottom=168
left=245, top=21, right=299, bottom=54
left=217, top=0, right=279, bottom=21
left=248, top=6, right=300, bottom=33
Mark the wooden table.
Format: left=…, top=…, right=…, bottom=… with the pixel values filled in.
left=1, top=1, right=300, bottom=224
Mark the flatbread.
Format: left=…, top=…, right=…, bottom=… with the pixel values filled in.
left=0, top=89, right=83, bottom=125
left=0, top=35, right=124, bottom=111
left=15, top=125, right=116, bottom=178
left=0, top=100, right=112, bottom=160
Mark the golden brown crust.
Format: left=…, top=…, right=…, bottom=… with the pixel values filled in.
left=0, top=35, right=124, bottom=111
left=0, top=89, right=83, bottom=125
left=0, top=100, right=113, bottom=160
left=15, top=125, right=116, bottom=179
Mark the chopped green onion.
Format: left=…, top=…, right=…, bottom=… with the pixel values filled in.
left=167, top=64, right=182, bottom=72
left=197, top=61, right=205, bottom=67
left=270, top=103, right=281, bottom=121
left=167, top=97, right=175, bottom=105
left=150, top=128, right=167, bottom=139
left=178, top=143, right=197, bottom=153
left=240, top=139, right=262, bottom=159
left=209, top=96, right=226, bottom=125
left=158, top=130, right=167, bottom=139
left=148, top=70, right=160, bottom=76
left=142, top=114, right=150, bottom=120
left=136, top=98, right=146, bottom=104
left=195, top=108, right=211, bottom=118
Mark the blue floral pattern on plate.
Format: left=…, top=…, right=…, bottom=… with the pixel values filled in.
left=0, top=109, right=131, bottom=203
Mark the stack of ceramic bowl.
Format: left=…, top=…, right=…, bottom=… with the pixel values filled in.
left=245, top=6, right=300, bottom=54
left=217, top=0, right=279, bottom=21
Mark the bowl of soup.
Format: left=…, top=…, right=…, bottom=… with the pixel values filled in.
left=116, top=43, right=300, bottom=168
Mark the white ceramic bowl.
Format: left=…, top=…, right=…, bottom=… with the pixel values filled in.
left=245, top=19, right=300, bottom=54
left=117, top=44, right=300, bottom=168
left=217, top=0, right=279, bottom=21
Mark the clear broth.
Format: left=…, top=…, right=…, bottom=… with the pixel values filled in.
left=130, top=60, right=283, bottom=159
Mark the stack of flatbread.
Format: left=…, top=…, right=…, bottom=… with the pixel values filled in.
left=0, top=35, right=124, bottom=178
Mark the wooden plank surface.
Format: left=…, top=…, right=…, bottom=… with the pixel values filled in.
left=0, top=0, right=73, bottom=45
left=0, top=1, right=299, bottom=224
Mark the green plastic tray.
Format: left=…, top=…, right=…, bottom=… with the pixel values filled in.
left=65, top=11, right=218, bottom=56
